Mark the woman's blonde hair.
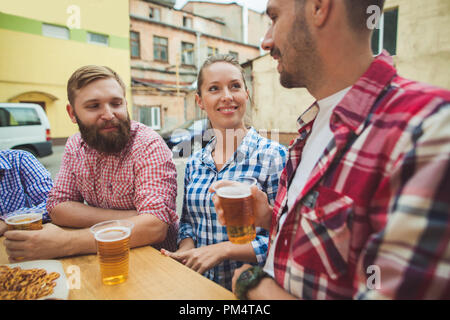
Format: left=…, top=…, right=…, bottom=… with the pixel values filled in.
left=67, top=65, right=126, bottom=106
left=196, top=54, right=248, bottom=96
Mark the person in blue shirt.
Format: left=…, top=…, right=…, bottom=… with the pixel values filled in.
left=0, top=149, right=53, bottom=236
left=162, top=54, right=287, bottom=290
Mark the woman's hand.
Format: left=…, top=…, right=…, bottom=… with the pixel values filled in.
left=161, top=243, right=228, bottom=274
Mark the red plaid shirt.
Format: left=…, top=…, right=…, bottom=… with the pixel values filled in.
left=47, top=121, right=178, bottom=250
left=269, top=52, right=450, bottom=299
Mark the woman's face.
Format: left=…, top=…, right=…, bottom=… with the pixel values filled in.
left=196, top=62, right=249, bottom=132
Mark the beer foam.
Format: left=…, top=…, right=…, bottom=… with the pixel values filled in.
left=216, top=185, right=251, bottom=199
left=94, top=226, right=131, bottom=242
left=5, top=213, right=42, bottom=225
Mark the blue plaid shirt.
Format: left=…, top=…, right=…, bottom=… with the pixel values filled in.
left=0, top=150, right=53, bottom=222
left=178, top=127, right=287, bottom=290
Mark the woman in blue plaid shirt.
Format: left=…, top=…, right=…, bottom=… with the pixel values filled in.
left=162, top=54, right=287, bottom=290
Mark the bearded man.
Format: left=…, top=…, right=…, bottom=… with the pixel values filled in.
left=3, top=66, right=178, bottom=261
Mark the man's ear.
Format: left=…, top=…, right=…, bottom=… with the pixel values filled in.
left=195, top=93, right=204, bottom=110
left=309, top=0, right=332, bottom=28
left=66, top=104, right=77, bottom=124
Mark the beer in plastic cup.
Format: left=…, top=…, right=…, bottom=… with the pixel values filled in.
left=90, top=220, right=134, bottom=285
left=5, top=212, right=43, bottom=231
left=5, top=211, right=43, bottom=260
left=213, top=177, right=257, bottom=244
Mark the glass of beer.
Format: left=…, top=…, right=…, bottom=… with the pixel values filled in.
left=5, top=211, right=43, bottom=231
left=90, top=220, right=134, bottom=285
left=213, top=176, right=257, bottom=244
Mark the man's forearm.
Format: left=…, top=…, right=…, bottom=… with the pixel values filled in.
left=65, top=214, right=170, bottom=256
left=50, top=201, right=138, bottom=228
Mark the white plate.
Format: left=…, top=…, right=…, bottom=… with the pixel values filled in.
left=2, top=260, right=69, bottom=300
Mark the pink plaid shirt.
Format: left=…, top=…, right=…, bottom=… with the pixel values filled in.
left=47, top=121, right=178, bottom=251
left=269, top=52, right=450, bottom=299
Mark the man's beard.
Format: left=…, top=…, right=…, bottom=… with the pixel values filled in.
left=275, top=6, right=318, bottom=89
left=75, top=114, right=131, bottom=154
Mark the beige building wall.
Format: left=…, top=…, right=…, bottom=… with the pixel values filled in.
left=386, top=0, right=450, bottom=89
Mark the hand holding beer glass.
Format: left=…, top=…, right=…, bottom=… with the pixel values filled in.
left=211, top=177, right=258, bottom=244
left=90, top=220, right=134, bottom=285
left=4, top=210, right=44, bottom=261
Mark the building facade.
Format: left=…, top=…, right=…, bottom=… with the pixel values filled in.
left=0, top=0, right=131, bottom=143
left=129, top=0, right=264, bottom=132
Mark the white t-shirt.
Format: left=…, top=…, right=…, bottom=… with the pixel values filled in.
left=264, top=87, right=351, bottom=277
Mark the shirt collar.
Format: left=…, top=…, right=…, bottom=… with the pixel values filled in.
left=0, top=152, right=12, bottom=170
left=331, top=50, right=397, bottom=134
left=296, top=50, right=397, bottom=136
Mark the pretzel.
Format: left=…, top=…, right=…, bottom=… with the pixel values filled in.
left=0, top=265, right=60, bottom=300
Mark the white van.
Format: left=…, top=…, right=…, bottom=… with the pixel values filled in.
left=0, top=103, right=53, bottom=157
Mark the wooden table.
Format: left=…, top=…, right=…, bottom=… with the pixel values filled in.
left=0, top=236, right=236, bottom=300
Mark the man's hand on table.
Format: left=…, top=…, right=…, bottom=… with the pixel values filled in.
left=3, top=223, right=73, bottom=262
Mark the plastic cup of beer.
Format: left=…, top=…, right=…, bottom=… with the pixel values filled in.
left=90, top=220, right=134, bottom=285
left=5, top=211, right=43, bottom=231
left=213, top=176, right=257, bottom=244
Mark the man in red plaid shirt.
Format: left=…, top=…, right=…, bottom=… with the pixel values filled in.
left=4, top=65, right=178, bottom=261
left=214, top=0, right=450, bottom=299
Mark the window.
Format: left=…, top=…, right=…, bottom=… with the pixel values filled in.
left=181, top=42, right=195, bottom=66
left=149, top=7, right=160, bottom=21
left=87, top=32, right=109, bottom=46
left=130, top=31, right=140, bottom=58
left=154, top=36, right=168, bottom=62
left=42, top=23, right=69, bottom=40
left=371, top=8, right=398, bottom=56
left=0, top=107, right=41, bottom=127
left=139, top=106, right=161, bottom=130
left=229, top=51, right=239, bottom=61
left=207, top=46, right=218, bottom=57
left=183, top=16, right=193, bottom=29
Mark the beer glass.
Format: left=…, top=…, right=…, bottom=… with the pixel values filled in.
left=5, top=210, right=43, bottom=260
left=90, top=220, right=134, bottom=285
left=213, top=176, right=257, bottom=244
left=5, top=211, right=43, bottom=231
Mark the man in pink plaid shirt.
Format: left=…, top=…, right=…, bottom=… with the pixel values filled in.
left=4, top=65, right=178, bottom=261
left=214, top=0, right=450, bottom=299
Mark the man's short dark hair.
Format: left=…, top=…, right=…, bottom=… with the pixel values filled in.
left=344, top=0, right=386, bottom=32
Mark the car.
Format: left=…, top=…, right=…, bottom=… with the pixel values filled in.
left=0, top=103, right=53, bottom=157
left=160, top=118, right=211, bottom=157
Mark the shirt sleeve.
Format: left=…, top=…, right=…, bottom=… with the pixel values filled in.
left=178, top=161, right=197, bottom=245
left=354, top=104, right=450, bottom=299
left=46, top=137, right=84, bottom=214
left=17, top=152, right=53, bottom=222
left=251, top=142, right=288, bottom=265
left=133, top=135, right=178, bottom=225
